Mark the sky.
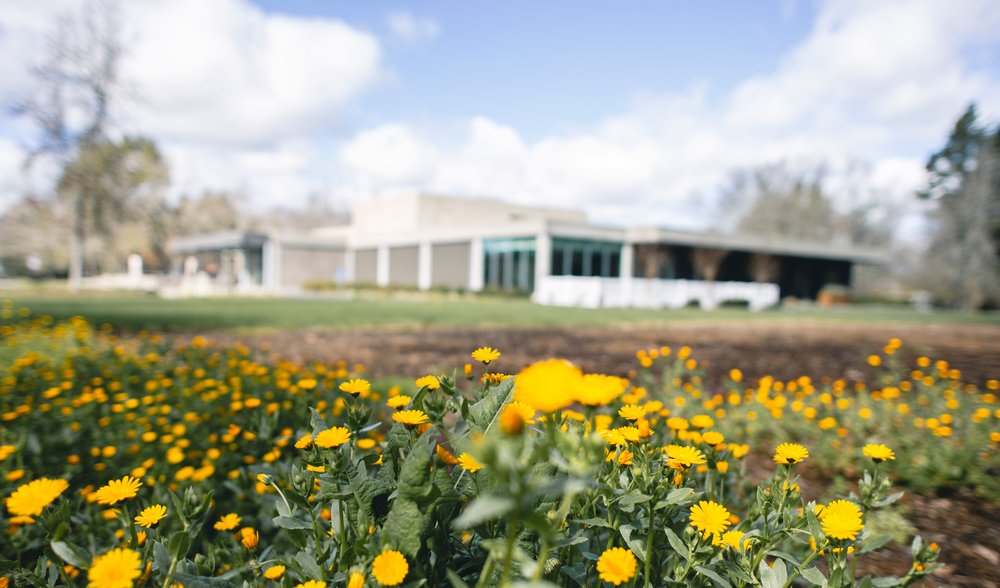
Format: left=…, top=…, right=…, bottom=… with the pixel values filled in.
left=1, top=0, right=999, bottom=232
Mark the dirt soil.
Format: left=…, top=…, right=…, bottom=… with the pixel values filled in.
left=204, top=320, right=1000, bottom=586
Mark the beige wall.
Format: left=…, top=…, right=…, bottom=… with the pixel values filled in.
left=432, top=242, right=471, bottom=289
left=389, top=246, right=419, bottom=286
left=279, top=246, right=344, bottom=289
left=355, top=249, right=378, bottom=284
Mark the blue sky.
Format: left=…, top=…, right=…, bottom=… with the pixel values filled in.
left=1, top=0, right=999, bottom=232
left=251, top=1, right=817, bottom=139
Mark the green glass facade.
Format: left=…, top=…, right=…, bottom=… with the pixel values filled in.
left=550, top=237, right=622, bottom=278
left=483, top=237, right=536, bottom=291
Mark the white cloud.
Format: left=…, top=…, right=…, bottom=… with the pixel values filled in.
left=386, top=11, right=439, bottom=43
left=120, top=0, right=382, bottom=146
left=338, top=0, right=1000, bottom=230
left=0, top=0, right=382, bottom=211
left=3, top=0, right=999, bottom=230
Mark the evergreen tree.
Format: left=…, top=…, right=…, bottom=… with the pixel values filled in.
left=918, top=103, right=1000, bottom=309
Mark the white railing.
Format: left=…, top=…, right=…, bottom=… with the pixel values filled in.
left=533, top=276, right=779, bottom=311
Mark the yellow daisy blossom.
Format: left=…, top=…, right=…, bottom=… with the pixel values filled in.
left=371, top=550, right=408, bottom=586
left=596, top=547, right=637, bottom=586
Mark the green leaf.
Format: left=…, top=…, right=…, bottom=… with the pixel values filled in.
left=168, top=531, right=191, bottom=560
left=49, top=542, right=89, bottom=569
left=665, top=528, right=689, bottom=561
left=873, top=492, right=904, bottom=508
left=295, top=552, right=324, bottom=581
left=397, top=438, right=432, bottom=501
left=309, top=408, right=329, bottom=433
left=577, top=517, right=615, bottom=529
left=453, top=495, right=514, bottom=529
left=446, top=569, right=471, bottom=588
left=469, top=378, right=515, bottom=430
left=273, top=516, right=312, bottom=530
left=758, top=561, right=780, bottom=588
left=870, top=577, right=901, bottom=587
left=860, top=534, right=893, bottom=554
left=800, top=566, right=827, bottom=586
left=384, top=498, right=425, bottom=557
left=771, top=559, right=787, bottom=587
left=694, top=565, right=732, bottom=588
left=618, top=524, right=646, bottom=563
left=172, top=572, right=239, bottom=588
left=654, top=487, right=696, bottom=510
left=152, top=541, right=171, bottom=572
left=619, top=491, right=652, bottom=508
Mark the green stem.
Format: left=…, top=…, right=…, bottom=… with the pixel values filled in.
left=781, top=549, right=819, bottom=588
left=498, top=523, right=519, bottom=586
left=642, top=503, right=656, bottom=588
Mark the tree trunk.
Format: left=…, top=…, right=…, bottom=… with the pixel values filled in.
left=68, top=193, right=86, bottom=291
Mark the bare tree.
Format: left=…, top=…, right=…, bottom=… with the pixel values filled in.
left=12, top=0, right=125, bottom=289
left=692, top=248, right=729, bottom=282
left=749, top=253, right=780, bottom=283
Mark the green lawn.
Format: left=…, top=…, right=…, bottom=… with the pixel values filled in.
left=4, top=291, right=1000, bottom=332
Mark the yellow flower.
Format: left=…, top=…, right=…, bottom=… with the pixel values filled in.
left=315, top=426, right=351, bottom=448
left=712, top=529, right=748, bottom=550
left=435, top=445, right=459, bottom=464
left=596, top=547, right=637, bottom=586
left=339, top=378, right=370, bottom=396
left=665, top=445, right=707, bottom=470
left=862, top=443, right=895, bottom=462
left=514, top=359, right=581, bottom=413
left=294, top=434, right=314, bottom=449
left=457, top=453, right=485, bottom=473
left=500, top=401, right=536, bottom=435
left=415, top=375, right=440, bottom=389
left=482, top=373, right=510, bottom=384
left=134, top=505, right=167, bottom=528
left=294, top=582, right=326, bottom=588
left=87, top=547, right=142, bottom=588
left=240, top=528, right=259, bottom=550
left=702, top=431, right=724, bottom=446
left=618, top=404, right=646, bottom=421
left=263, top=565, right=285, bottom=580
left=773, top=443, right=809, bottom=465
left=347, top=572, right=365, bottom=588
left=214, top=513, right=241, bottom=531
left=371, top=550, right=408, bottom=586
left=94, top=476, right=142, bottom=505
left=689, top=500, right=732, bottom=539
left=386, top=395, right=412, bottom=409
left=471, top=347, right=501, bottom=363
left=392, top=410, right=429, bottom=426
left=5, top=477, right=69, bottom=516
left=690, top=414, right=714, bottom=428
left=667, top=417, right=689, bottom=431
left=819, top=500, right=864, bottom=541
left=576, top=374, right=628, bottom=406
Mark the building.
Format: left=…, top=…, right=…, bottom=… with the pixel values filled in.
left=166, top=193, right=885, bottom=308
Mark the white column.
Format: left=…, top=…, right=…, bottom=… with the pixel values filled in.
left=262, top=240, right=275, bottom=293
left=418, top=241, right=432, bottom=291
left=533, top=231, right=551, bottom=300
left=344, top=249, right=356, bottom=284
left=620, top=242, right=634, bottom=307
left=376, top=245, right=390, bottom=287
left=468, top=238, right=484, bottom=291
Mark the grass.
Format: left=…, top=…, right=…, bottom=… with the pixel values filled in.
left=4, top=290, right=1000, bottom=332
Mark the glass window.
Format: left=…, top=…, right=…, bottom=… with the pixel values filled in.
left=551, top=248, right=564, bottom=276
